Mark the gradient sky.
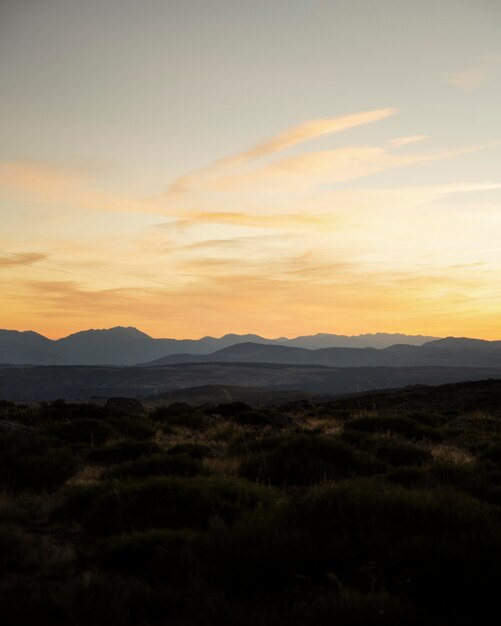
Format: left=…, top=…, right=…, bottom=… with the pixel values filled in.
left=1, top=0, right=501, bottom=339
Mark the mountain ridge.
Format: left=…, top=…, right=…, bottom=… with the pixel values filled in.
left=143, top=337, right=501, bottom=369
left=0, top=326, right=440, bottom=365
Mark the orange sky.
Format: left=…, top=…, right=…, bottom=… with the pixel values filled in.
left=1, top=2, right=501, bottom=340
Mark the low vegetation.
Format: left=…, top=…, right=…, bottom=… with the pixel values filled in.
left=2, top=380, right=501, bottom=624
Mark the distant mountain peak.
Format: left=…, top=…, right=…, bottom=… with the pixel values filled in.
left=63, top=326, right=153, bottom=339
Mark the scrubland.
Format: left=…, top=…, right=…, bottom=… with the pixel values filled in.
left=2, top=383, right=501, bottom=625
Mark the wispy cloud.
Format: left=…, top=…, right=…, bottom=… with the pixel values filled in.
left=168, top=108, right=397, bottom=193
left=220, top=108, right=398, bottom=165
left=445, top=53, right=501, bottom=91
left=388, top=135, right=428, bottom=148
left=0, top=161, right=164, bottom=215
left=0, top=252, right=47, bottom=268
left=445, top=68, right=487, bottom=90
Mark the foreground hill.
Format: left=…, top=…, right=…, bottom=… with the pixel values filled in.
left=0, top=327, right=437, bottom=365
left=1, top=362, right=501, bottom=401
left=2, top=378, right=501, bottom=625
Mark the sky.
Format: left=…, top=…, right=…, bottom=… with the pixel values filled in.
left=1, top=0, right=501, bottom=340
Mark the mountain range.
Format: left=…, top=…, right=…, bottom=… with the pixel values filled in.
left=2, top=327, right=501, bottom=401
left=0, top=326, right=437, bottom=365
left=145, top=337, right=501, bottom=369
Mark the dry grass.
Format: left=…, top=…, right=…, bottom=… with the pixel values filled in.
left=66, top=464, right=104, bottom=485
left=430, top=444, right=474, bottom=465
left=203, top=455, right=240, bottom=476
left=205, top=421, right=248, bottom=443
left=302, top=416, right=343, bottom=435
left=0, top=490, right=61, bottom=523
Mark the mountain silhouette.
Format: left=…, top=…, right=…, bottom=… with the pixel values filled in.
left=144, top=337, right=501, bottom=369
left=0, top=326, right=437, bottom=365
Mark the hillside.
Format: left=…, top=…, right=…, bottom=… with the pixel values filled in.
left=2, top=377, right=501, bottom=625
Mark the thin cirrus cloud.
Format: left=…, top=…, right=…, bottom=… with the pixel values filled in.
left=167, top=108, right=397, bottom=193
left=388, top=135, right=429, bottom=148
left=444, top=55, right=501, bottom=91
left=0, top=252, right=47, bottom=268
left=445, top=68, right=487, bottom=90
left=0, top=161, right=164, bottom=215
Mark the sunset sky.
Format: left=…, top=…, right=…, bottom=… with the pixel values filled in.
left=1, top=0, right=500, bottom=339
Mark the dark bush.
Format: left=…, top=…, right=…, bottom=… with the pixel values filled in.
left=463, top=416, right=501, bottom=433
left=0, top=431, right=77, bottom=491
left=210, top=402, right=252, bottom=417
left=58, top=476, right=275, bottom=535
left=230, top=409, right=292, bottom=428
left=429, top=462, right=501, bottom=506
left=106, top=416, right=156, bottom=440
left=97, top=529, right=200, bottom=585
left=229, top=433, right=284, bottom=457
left=373, top=439, right=431, bottom=467
left=385, top=466, right=428, bottom=487
left=166, top=442, right=213, bottom=459
left=479, top=444, right=501, bottom=465
left=105, top=453, right=207, bottom=480
left=39, top=400, right=109, bottom=422
left=64, top=572, right=176, bottom=626
left=0, top=525, right=38, bottom=573
left=286, top=589, right=424, bottom=626
left=86, top=439, right=162, bottom=465
left=231, top=410, right=275, bottom=426
left=345, top=416, right=441, bottom=441
left=150, top=403, right=208, bottom=431
left=407, top=412, right=449, bottom=428
left=240, top=435, right=380, bottom=486
left=287, top=480, right=501, bottom=619
left=46, top=418, right=117, bottom=446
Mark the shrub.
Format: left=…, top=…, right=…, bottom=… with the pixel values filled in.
left=229, top=433, right=284, bottom=457
left=210, top=402, right=252, bottom=417
left=97, top=528, right=200, bottom=585
left=479, top=444, right=501, bottom=465
left=287, top=480, right=501, bottom=619
left=86, top=439, right=161, bottom=465
left=58, top=476, right=275, bottom=535
left=166, top=442, right=213, bottom=459
left=106, top=416, right=156, bottom=440
left=287, top=589, right=423, bottom=626
left=151, top=403, right=208, bottom=431
left=105, top=453, right=207, bottom=480
left=0, top=525, right=38, bottom=573
left=239, top=435, right=380, bottom=486
left=429, top=462, right=501, bottom=506
left=46, top=418, right=117, bottom=446
left=373, top=439, right=431, bottom=467
left=385, top=466, right=428, bottom=488
left=39, top=400, right=109, bottom=422
left=0, top=431, right=77, bottom=491
left=345, top=416, right=441, bottom=441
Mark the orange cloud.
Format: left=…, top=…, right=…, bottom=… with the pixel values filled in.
left=388, top=135, right=429, bottom=148
left=168, top=108, right=397, bottom=193
left=0, top=252, right=47, bottom=268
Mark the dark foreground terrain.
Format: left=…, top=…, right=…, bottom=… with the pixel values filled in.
left=2, top=378, right=501, bottom=625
